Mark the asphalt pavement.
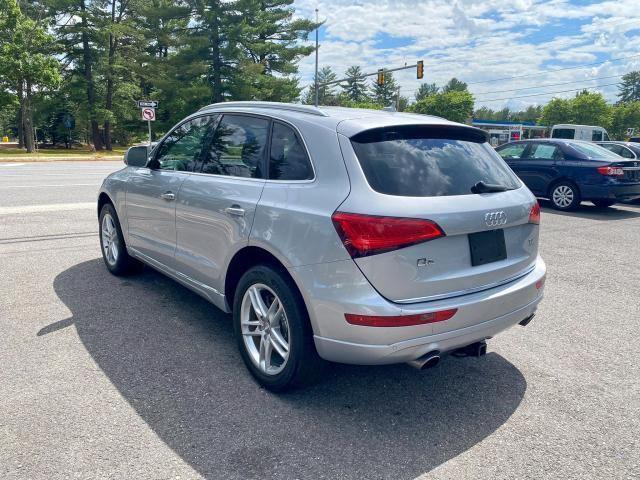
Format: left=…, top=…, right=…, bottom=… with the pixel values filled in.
left=1, top=161, right=639, bottom=479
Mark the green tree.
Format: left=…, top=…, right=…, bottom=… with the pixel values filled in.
left=610, top=102, right=640, bottom=139
left=232, top=0, right=316, bottom=101
left=442, top=77, right=468, bottom=93
left=371, top=71, right=398, bottom=107
left=410, top=90, right=474, bottom=123
left=618, top=71, right=640, bottom=104
left=341, top=65, right=368, bottom=102
left=0, top=0, right=61, bottom=152
left=513, top=105, right=543, bottom=123
left=571, top=91, right=611, bottom=127
left=473, top=106, right=498, bottom=120
left=304, top=66, right=338, bottom=105
left=540, top=97, right=573, bottom=126
left=415, top=82, right=438, bottom=101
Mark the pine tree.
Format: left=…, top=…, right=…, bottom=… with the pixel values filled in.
left=342, top=66, right=368, bottom=102
left=371, top=71, right=398, bottom=107
left=442, top=77, right=468, bottom=93
left=227, top=0, right=317, bottom=101
left=304, top=66, right=338, bottom=105
left=415, top=82, right=438, bottom=102
left=618, top=71, right=640, bottom=104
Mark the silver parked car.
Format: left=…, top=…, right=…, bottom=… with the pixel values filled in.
left=98, top=102, right=546, bottom=391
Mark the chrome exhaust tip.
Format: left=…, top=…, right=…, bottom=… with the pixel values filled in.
left=407, top=351, right=441, bottom=370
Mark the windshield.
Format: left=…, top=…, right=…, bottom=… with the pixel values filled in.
left=570, top=142, right=622, bottom=160
left=351, top=127, right=521, bottom=197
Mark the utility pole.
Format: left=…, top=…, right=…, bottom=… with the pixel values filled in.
left=396, top=86, right=401, bottom=111
left=314, top=8, right=319, bottom=107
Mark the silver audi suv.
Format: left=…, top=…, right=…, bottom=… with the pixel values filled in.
left=98, top=101, right=546, bottom=390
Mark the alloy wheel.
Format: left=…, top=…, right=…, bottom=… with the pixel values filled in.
left=101, top=213, right=119, bottom=266
left=240, top=283, right=291, bottom=375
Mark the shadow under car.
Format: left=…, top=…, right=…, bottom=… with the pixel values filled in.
left=46, top=259, right=528, bottom=480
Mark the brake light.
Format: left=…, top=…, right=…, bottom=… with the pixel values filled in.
left=345, top=309, right=458, bottom=327
left=331, top=211, right=445, bottom=258
left=528, top=201, right=541, bottom=225
left=597, top=166, right=624, bottom=177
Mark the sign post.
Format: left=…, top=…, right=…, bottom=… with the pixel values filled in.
left=138, top=101, right=158, bottom=145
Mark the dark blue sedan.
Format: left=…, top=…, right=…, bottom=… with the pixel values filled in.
left=496, top=139, right=640, bottom=210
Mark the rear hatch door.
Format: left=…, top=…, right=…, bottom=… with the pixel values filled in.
left=337, top=124, right=539, bottom=304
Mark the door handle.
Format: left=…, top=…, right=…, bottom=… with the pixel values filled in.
left=224, top=206, right=245, bottom=217
left=161, top=192, right=175, bottom=201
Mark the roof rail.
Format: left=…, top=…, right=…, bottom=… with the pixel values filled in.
left=199, top=101, right=328, bottom=117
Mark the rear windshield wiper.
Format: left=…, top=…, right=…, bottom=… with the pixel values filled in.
left=471, top=181, right=511, bottom=194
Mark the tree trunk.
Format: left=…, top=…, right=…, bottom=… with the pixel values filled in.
left=22, top=82, right=35, bottom=153
left=17, top=84, right=24, bottom=149
left=103, top=0, right=117, bottom=151
left=79, top=0, right=103, bottom=150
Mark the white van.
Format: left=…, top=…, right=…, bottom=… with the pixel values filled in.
left=551, top=124, right=610, bottom=142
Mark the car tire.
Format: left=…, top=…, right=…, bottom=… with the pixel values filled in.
left=99, top=203, right=143, bottom=276
left=233, top=264, right=324, bottom=392
left=592, top=199, right=616, bottom=209
left=549, top=181, right=581, bottom=211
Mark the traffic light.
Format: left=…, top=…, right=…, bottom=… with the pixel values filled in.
left=417, top=60, right=424, bottom=79
left=377, top=69, right=385, bottom=86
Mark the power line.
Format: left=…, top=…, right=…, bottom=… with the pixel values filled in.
left=402, top=73, right=627, bottom=97
left=465, top=54, right=640, bottom=85
left=474, top=82, right=620, bottom=104
left=473, top=74, right=625, bottom=97
left=400, top=53, right=640, bottom=94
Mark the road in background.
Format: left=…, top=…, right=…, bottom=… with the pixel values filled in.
left=1, top=161, right=639, bottom=479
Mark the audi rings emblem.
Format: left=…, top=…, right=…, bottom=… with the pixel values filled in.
left=484, top=211, right=507, bottom=227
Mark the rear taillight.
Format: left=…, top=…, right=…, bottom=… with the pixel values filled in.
left=345, top=309, right=458, bottom=327
left=528, top=201, right=541, bottom=225
left=331, top=211, right=445, bottom=258
left=597, top=166, right=624, bottom=177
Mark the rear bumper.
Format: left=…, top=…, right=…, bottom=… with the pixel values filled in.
left=289, top=255, right=546, bottom=365
left=581, top=183, right=640, bottom=201
left=314, top=298, right=540, bottom=364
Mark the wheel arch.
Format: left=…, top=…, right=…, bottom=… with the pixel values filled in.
left=97, top=192, right=114, bottom=217
left=224, top=245, right=305, bottom=313
left=547, top=177, right=581, bottom=198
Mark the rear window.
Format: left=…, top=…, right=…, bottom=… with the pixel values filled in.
left=350, top=126, right=521, bottom=197
left=570, top=142, right=621, bottom=160
left=552, top=128, right=575, bottom=139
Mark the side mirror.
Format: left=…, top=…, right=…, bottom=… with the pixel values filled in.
left=124, top=145, right=149, bottom=167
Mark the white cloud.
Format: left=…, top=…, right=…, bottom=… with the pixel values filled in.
left=293, top=0, right=640, bottom=109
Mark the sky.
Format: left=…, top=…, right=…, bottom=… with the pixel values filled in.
left=293, top=0, right=640, bottom=111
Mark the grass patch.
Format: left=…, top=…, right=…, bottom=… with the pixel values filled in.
left=0, top=146, right=127, bottom=157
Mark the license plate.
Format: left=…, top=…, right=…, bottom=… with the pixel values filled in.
left=469, top=229, right=507, bottom=266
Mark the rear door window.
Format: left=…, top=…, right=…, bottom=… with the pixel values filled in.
left=350, top=126, right=521, bottom=197
left=528, top=143, right=563, bottom=160
left=200, top=114, right=269, bottom=178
